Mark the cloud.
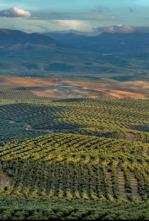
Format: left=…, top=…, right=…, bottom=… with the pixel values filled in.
left=0, top=7, right=31, bottom=18
left=0, top=17, right=91, bottom=33
left=54, top=20, right=90, bottom=31
left=93, top=25, right=149, bottom=34
left=93, top=25, right=134, bottom=33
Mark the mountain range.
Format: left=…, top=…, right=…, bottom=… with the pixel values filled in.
left=46, top=31, right=149, bottom=55
left=1, top=28, right=149, bottom=55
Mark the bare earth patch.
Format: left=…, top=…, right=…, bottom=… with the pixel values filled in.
left=117, top=167, right=128, bottom=200
left=130, top=172, right=142, bottom=201
left=1, top=77, right=149, bottom=99
left=128, top=133, right=135, bottom=141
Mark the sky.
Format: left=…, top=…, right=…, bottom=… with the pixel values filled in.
left=0, top=0, right=149, bottom=34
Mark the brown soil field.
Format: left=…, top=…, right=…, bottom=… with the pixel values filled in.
left=1, top=77, right=149, bottom=99
left=0, top=77, right=58, bottom=87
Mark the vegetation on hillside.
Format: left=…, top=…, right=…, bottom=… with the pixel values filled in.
left=0, top=87, right=149, bottom=219
left=0, top=98, right=148, bottom=142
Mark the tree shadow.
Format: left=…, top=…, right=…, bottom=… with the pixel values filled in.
left=129, top=125, right=149, bottom=133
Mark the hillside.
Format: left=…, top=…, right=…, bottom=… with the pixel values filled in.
left=0, top=84, right=148, bottom=220
left=0, top=132, right=148, bottom=203
left=0, top=97, right=148, bottom=203
left=0, top=29, right=58, bottom=49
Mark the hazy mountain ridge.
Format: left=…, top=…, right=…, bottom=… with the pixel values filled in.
left=0, top=29, right=59, bottom=49
left=1, top=28, right=149, bottom=54
left=46, top=31, right=149, bottom=54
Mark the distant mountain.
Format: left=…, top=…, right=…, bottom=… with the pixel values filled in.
left=46, top=32, right=149, bottom=55
left=0, top=29, right=58, bottom=50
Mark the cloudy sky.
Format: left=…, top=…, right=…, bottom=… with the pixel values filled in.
left=0, top=0, right=149, bottom=34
